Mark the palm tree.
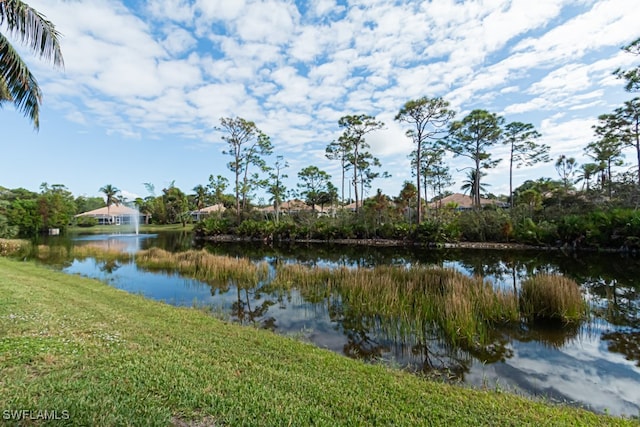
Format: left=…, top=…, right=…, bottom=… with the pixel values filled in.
left=575, top=163, right=600, bottom=192
left=1, top=0, right=64, bottom=129
left=99, top=185, right=121, bottom=224
left=460, top=169, right=489, bottom=201
left=555, top=155, right=578, bottom=191
left=192, top=184, right=207, bottom=211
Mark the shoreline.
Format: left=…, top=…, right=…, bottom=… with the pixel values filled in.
left=198, top=234, right=637, bottom=253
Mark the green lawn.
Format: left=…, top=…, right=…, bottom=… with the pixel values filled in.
left=0, top=257, right=634, bottom=426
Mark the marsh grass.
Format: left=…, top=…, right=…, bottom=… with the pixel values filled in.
left=272, top=264, right=520, bottom=347
left=135, top=247, right=270, bottom=289
left=72, top=244, right=133, bottom=262
left=34, top=243, right=69, bottom=261
left=520, top=274, right=588, bottom=323
left=0, top=238, right=31, bottom=257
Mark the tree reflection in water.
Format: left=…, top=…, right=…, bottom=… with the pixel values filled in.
left=231, top=287, right=276, bottom=330
left=99, top=259, right=121, bottom=274
left=584, top=277, right=640, bottom=366
left=602, top=331, right=640, bottom=367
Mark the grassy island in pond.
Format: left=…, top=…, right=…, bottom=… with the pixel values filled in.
left=0, top=257, right=633, bottom=426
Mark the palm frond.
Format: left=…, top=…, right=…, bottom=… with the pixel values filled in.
left=0, top=0, right=64, bottom=67
left=0, top=0, right=64, bottom=128
left=0, top=33, right=41, bottom=127
left=0, top=73, right=11, bottom=101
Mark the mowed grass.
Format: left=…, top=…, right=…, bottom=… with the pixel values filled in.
left=0, top=258, right=633, bottom=426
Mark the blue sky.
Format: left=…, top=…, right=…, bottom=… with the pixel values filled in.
left=1, top=0, right=639, bottom=203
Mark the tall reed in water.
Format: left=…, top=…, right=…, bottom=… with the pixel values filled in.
left=135, top=248, right=269, bottom=288
left=272, top=263, right=520, bottom=346
left=520, top=274, right=587, bottom=323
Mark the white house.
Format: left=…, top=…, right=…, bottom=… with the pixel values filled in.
left=75, top=205, right=150, bottom=225
left=190, top=204, right=226, bottom=221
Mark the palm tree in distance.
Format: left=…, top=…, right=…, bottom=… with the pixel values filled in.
left=99, top=185, right=121, bottom=224
left=460, top=169, right=489, bottom=201
left=0, top=0, right=64, bottom=129
left=192, top=184, right=208, bottom=213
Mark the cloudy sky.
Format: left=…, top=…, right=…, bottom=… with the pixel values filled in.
left=1, top=0, right=639, bottom=203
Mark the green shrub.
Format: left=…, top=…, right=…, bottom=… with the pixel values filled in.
left=236, top=219, right=274, bottom=238
left=350, top=222, right=371, bottom=239
left=413, top=220, right=458, bottom=243
left=377, top=222, right=410, bottom=240
left=514, top=218, right=558, bottom=245
left=200, top=216, right=230, bottom=235
left=75, top=216, right=98, bottom=227
left=0, top=214, right=18, bottom=238
left=272, top=219, right=299, bottom=241
left=310, top=218, right=340, bottom=240
left=555, top=209, right=640, bottom=249
left=456, top=209, right=511, bottom=242
left=556, top=214, right=584, bottom=245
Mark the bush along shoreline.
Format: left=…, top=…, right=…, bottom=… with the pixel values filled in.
left=192, top=207, right=640, bottom=253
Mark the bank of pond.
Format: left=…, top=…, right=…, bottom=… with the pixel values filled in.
left=3, top=234, right=639, bottom=417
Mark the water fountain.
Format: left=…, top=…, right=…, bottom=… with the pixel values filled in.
left=132, top=207, right=140, bottom=235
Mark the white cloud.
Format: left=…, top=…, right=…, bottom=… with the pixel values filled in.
left=161, top=26, right=198, bottom=56
left=540, top=117, right=597, bottom=157
left=195, top=0, right=246, bottom=22
left=146, top=0, right=194, bottom=23
left=513, top=0, right=636, bottom=63
left=234, top=0, right=299, bottom=44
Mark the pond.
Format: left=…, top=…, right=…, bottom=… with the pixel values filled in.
left=39, top=231, right=640, bottom=417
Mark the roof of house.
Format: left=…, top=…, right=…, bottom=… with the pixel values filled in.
left=75, top=204, right=142, bottom=217
left=428, top=193, right=504, bottom=209
left=258, top=199, right=330, bottom=213
left=342, top=201, right=362, bottom=210
left=193, top=204, right=226, bottom=213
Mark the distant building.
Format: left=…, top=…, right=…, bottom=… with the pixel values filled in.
left=75, top=205, right=150, bottom=225
left=258, top=199, right=333, bottom=216
left=190, top=204, right=226, bottom=221
left=428, top=193, right=508, bottom=211
left=342, top=201, right=362, bottom=212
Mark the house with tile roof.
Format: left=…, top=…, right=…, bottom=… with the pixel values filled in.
left=427, top=193, right=508, bottom=210
left=75, top=205, right=150, bottom=225
left=190, top=204, right=226, bottom=221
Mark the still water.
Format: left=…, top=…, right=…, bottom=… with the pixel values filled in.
left=44, top=231, right=640, bottom=417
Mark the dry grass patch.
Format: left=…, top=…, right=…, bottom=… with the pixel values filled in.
left=0, top=238, right=31, bottom=257
left=72, top=244, right=133, bottom=262
left=135, top=248, right=270, bottom=288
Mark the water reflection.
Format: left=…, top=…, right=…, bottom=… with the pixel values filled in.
left=231, top=288, right=276, bottom=330
left=603, top=331, right=640, bottom=367
left=38, top=234, right=640, bottom=417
